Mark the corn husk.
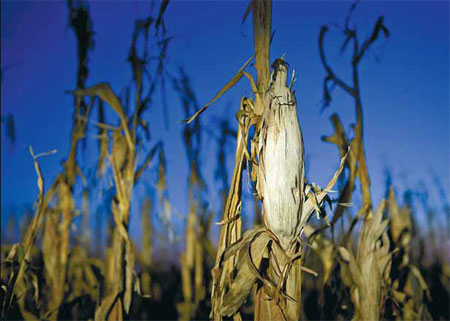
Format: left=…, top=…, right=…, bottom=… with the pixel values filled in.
left=258, top=58, right=305, bottom=249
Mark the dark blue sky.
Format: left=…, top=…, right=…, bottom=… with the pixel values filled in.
left=1, top=1, right=449, bottom=242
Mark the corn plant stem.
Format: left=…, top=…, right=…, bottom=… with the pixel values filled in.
left=252, top=0, right=272, bottom=115
left=211, top=121, right=246, bottom=321
left=318, top=25, right=373, bottom=236
left=1, top=148, right=46, bottom=319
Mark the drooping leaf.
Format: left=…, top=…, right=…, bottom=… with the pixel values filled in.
left=220, top=231, right=271, bottom=316
left=182, top=56, right=254, bottom=124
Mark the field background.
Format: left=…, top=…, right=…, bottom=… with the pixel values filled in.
left=1, top=1, right=449, bottom=320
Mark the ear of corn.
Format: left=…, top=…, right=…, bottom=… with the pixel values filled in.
left=257, top=58, right=305, bottom=249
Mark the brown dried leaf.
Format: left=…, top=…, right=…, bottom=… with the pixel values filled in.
left=68, top=83, right=133, bottom=149
left=341, top=200, right=392, bottom=321
left=338, top=246, right=352, bottom=263
left=123, top=240, right=135, bottom=313
left=220, top=231, right=271, bottom=317
left=182, top=56, right=254, bottom=124
left=300, top=149, right=349, bottom=231
left=211, top=100, right=250, bottom=321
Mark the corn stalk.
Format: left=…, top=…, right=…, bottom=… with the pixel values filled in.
left=1, top=2, right=95, bottom=319
left=338, top=200, right=392, bottom=321
left=317, top=3, right=389, bottom=240
left=68, top=4, right=170, bottom=317
left=387, top=187, right=431, bottom=320
left=314, top=5, right=393, bottom=320
left=173, top=68, right=214, bottom=320
left=1, top=148, right=56, bottom=320
left=139, top=197, right=153, bottom=297
left=183, top=2, right=348, bottom=320
left=43, top=0, right=95, bottom=316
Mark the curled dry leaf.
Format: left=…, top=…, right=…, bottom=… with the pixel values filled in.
left=339, top=200, right=392, bottom=321
left=387, top=187, right=431, bottom=320
left=220, top=229, right=271, bottom=316
left=68, top=83, right=134, bottom=150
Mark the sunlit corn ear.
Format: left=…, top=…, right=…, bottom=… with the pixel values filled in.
left=258, top=57, right=305, bottom=249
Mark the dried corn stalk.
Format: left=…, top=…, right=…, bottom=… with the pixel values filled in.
left=338, top=200, right=392, bottom=321
left=181, top=73, right=255, bottom=319
left=35, top=2, right=96, bottom=318
left=70, top=83, right=138, bottom=320
left=173, top=69, right=213, bottom=320
left=182, top=1, right=348, bottom=319
left=66, top=246, right=100, bottom=302
left=215, top=120, right=235, bottom=214
left=70, top=4, right=170, bottom=316
left=387, top=187, right=431, bottom=320
left=317, top=5, right=389, bottom=239
left=185, top=54, right=347, bottom=321
left=139, top=197, right=153, bottom=297
left=304, top=225, right=335, bottom=287
left=1, top=147, right=51, bottom=319
left=245, top=58, right=347, bottom=321
left=1, top=2, right=171, bottom=320
left=210, top=96, right=253, bottom=321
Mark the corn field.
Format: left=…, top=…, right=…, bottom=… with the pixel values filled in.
left=1, top=0, right=449, bottom=320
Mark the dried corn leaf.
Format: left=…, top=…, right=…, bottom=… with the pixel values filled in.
left=123, top=240, right=135, bottom=313
left=310, top=233, right=335, bottom=285
left=220, top=230, right=271, bottom=316
left=299, top=149, right=349, bottom=232
left=340, top=200, right=392, bottom=321
left=3, top=147, right=49, bottom=317
left=68, top=83, right=133, bottom=149
left=95, top=291, right=120, bottom=321
left=182, top=55, right=253, bottom=124
left=210, top=100, right=251, bottom=321
left=134, top=142, right=160, bottom=183
left=112, top=131, right=129, bottom=173
left=388, top=187, right=412, bottom=250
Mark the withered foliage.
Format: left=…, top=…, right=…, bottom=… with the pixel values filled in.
left=1, top=1, right=172, bottom=320
left=318, top=3, right=389, bottom=237
left=1, top=1, right=448, bottom=321
left=184, top=1, right=347, bottom=320
left=171, top=68, right=215, bottom=320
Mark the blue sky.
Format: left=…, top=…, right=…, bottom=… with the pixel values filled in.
left=1, top=1, right=449, bottom=244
